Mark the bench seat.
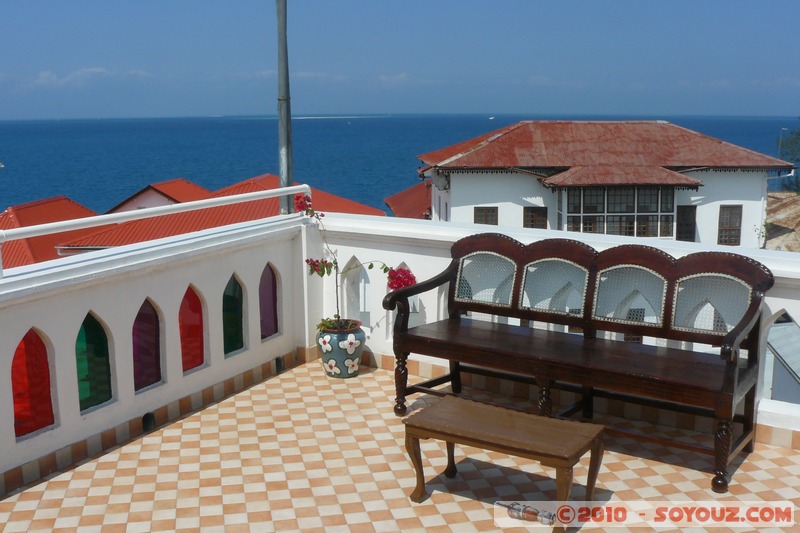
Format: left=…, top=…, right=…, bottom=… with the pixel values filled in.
left=402, top=317, right=741, bottom=407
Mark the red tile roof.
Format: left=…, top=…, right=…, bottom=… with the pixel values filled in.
left=384, top=179, right=432, bottom=219
left=542, top=165, right=701, bottom=188
left=60, top=174, right=385, bottom=249
left=418, top=121, right=792, bottom=187
left=107, top=178, right=211, bottom=212
left=0, top=197, right=105, bottom=268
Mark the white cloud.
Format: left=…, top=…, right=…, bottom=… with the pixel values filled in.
left=26, top=67, right=150, bottom=89
left=294, top=71, right=346, bottom=82
left=378, top=72, right=409, bottom=85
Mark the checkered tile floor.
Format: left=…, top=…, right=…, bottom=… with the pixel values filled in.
left=1, top=363, right=798, bottom=532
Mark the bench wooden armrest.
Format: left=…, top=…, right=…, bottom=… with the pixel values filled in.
left=383, top=261, right=458, bottom=332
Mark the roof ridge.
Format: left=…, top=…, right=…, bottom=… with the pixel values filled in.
left=435, top=122, right=526, bottom=167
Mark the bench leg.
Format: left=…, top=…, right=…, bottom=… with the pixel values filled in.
left=712, top=418, right=732, bottom=493
left=581, top=385, right=594, bottom=419
left=743, top=387, right=756, bottom=453
left=444, top=441, right=457, bottom=478
left=449, top=361, right=462, bottom=394
left=536, top=377, right=553, bottom=417
left=405, top=433, right=427, bottom=503
left=585, top=438, right=604, bottom=501
left=394, top=352, right=410, bottom=416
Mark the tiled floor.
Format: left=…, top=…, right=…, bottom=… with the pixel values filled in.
left=1, top=362, right=798, bottom=532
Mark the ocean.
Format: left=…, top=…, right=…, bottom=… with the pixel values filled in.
left=0, top=114, right=796, bottom=214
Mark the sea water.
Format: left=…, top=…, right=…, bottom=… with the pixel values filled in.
left=0, top=114, right=796, bottom=214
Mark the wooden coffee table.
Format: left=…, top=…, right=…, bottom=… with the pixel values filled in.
left=404, top=396, right=605, bottom=505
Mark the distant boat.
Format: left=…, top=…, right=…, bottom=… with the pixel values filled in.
left=489, top=116, right=495, bottom=120
left=0, top=162, right=4, bottom=168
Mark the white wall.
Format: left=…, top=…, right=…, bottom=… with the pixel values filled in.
left=445, top=169, right=769, bottom=248
left=677, top=169, right=767, bottom=248
left=449, top=172, right=552, bottom=227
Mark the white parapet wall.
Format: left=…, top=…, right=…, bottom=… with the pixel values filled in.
left=0, top=215, right=308, bottom=479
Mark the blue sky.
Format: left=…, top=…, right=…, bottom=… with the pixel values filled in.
left=1, top=0, right=798, bottom=120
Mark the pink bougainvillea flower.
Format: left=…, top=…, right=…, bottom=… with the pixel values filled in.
left=344, top=358, right=359, bottom=374
left=323, top=359, right=341, bottom=375
left=318, top=334, right=333, bottom=353
left=338, top=333, right=361, bottom=355
left=387, top=267, right=417, bottom=290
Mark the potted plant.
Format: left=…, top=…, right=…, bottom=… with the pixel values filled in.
left=298, top=195, right=416, bottom=378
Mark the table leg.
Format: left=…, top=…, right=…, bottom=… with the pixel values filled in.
left=585, top=438, right=604, bottom=501
left=405, top=433, right=427, bottom=503
left=444, top=441, right=457, bottom=478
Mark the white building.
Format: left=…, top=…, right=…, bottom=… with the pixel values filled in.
left=419, top=120, right=794, bottom=248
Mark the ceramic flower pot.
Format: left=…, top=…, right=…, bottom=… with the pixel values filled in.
left=316, top=320, right=365, bottom=378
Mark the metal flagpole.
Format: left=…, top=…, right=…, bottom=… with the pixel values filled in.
left=276, top=0, right=294, bottom=214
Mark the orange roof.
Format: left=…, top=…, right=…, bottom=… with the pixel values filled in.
left=0, top=197, right=105, bottom=268
left=384, top=180, right=431, bottom=219
left=60, top=174, right=385, bottom=249
left=418, top=121, right=792, bottom=187
left=107, top=178, right=211, bottom=212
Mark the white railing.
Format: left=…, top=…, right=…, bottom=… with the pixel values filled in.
left=0, top=184, right=311, bottom=278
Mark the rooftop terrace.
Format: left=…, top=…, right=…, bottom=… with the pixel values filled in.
left=0, top=191, right=799, bottom=530
left=2, top=362, right=798, bottom=532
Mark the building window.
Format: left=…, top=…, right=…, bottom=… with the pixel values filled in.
left=564, top=187, right=677, bottom=239
left=523, top=206, right=547, bottom=229
left=607, top=215, right=635, bottom=236
left=259, top=264, right=279, bottom=339
left=583, top=188, right=604, bottom=214
left=660, top=215, right=674, bottom=237
left=133, top=299, right=162, bottom=391
left=223, top=276, right=245, bottom=355
left=718, top=205, right=742, bottom=246
left=661, top=189, right=674, bottom=212
left=567, top=216, right=581, bottom=232
left=179, top=286, right=205, bottom=373
left=13, top=329, right=54, bottom=437
left=636, top=215, right=659, bottom=237
left=567, top=189, right=581, bottom=214
left=582, top=215, right=604, bottom=234
left=76, top=313, right=112, bottom=411
left=474, top=206, right=498, bottom=225
left=608, top=188, right=635, bottom=213
left=637, top=189, right=659, bottom=213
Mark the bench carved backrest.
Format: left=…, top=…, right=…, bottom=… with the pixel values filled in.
left=589, top=245, right=676, bottom=338
left=450, top=233, right=524, bottom=316
left=668, top=251, right=774, bottom=346
left=445, top=234, right=774, bottom=346
left=518, top=239, right=596, bottom=327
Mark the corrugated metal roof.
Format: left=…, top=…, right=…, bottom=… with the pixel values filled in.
left=150, top=178, right=211, bottom=202
left=107, top=178, right=212, bottom=213
left=384, top=179, right=431, bottom=219
left=60, top=174, right=385, bottom=249
left=419, top=120, right=792, bottom=171
left=542, top=165, right=702, bottom=188
left=0, top=196, right=103, bottom=268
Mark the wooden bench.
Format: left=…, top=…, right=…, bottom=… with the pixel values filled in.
left=384, top=233, right=774, bottom=493
left=404, top=395, right=604, bottom=507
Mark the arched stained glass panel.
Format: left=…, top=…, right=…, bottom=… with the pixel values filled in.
left=12, top=329, right=54, bottom=437
left=259, top=265, right=278, bottom=340
left=223, top=276, right=244, bottom=355
left=76, top=314, right=112, bottom=411
left=133, top=300, right=162, bottom=391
